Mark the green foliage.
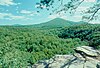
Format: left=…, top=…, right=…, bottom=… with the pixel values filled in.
left=0, top=24, right=99, bottom=67
left=59, top=24, right=100, bottom=49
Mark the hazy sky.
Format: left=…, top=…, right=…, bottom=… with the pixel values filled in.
left=0, top=0, right=99, bottom=25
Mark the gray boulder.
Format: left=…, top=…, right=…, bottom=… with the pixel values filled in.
left=75, top=46, right=98, bottom=57
left=32, top=46, right=100, bottom=68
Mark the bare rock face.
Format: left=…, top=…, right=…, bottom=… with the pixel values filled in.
left=48, top=55, right=75, bottom=68
left=32, top=46, right=100, bottom=68
left=75, top=46, right=99, bottom=57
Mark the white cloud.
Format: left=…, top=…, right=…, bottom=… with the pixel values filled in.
left=48, top=14, right=60, bottom=19
left=76, top=6, right=89, bottom=12
left=84, top=0, right=96, bottom=2
left=61, top=15, right=82, bottom=21
left=0, top=13, right=29, bottom=20
left=48, top=11, right=67, bottom=19
left=48, top=13, right=83, bottom=22
left=48, top=14, right=68, bottom=20
left=0, top=0, right=19, bottom=6
left=20, top=10, right=40, bottom=16
left=73, top=15, right=82, bottom=19
left=20, top=10, right=31, bottom=14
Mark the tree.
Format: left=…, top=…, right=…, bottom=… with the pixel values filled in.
left=36, top=0, right=100, bottom=22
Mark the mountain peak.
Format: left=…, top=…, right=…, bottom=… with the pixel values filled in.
left=51, top=18, right=66, bottom=21
left=33, top=18, right=87, bottom=28
left=47, top=18, right=67, bottom=23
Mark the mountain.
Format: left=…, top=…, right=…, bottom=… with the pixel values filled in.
left=33, top=18, right=87, bottom=28
left=12, top=24, right=22, bottom=26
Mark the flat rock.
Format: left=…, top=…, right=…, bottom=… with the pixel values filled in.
left=32, top=46, right=100, bottom=68
left=75, top=46, right=98, bottom=57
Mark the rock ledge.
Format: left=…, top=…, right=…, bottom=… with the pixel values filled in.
left=31, top=46, right=100, bottom=68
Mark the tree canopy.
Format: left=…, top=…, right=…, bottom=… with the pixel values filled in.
left=0, top=24, right=100, bottom=68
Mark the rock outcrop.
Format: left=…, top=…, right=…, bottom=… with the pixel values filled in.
left=32, top=46, right=100, bottom=68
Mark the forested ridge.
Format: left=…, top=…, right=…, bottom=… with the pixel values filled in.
left=0, top=24, right=100, bottom=68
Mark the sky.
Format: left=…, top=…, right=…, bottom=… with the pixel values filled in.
left=0, top=0, right=99, bottom=25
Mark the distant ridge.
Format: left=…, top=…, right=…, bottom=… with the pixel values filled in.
left=33, top=18, right=87, bottom=28
left=12, top=24, right=22, bottom=26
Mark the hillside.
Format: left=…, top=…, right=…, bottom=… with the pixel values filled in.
left=0, top=24, right=99, bottom=68
left=33, top=18, right=87, bottom=28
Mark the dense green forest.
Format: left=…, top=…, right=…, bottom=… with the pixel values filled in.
left=0, top=24, right=100, bottom=68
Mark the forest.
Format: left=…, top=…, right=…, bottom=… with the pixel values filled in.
left=0, top=24, right=100, bottom=68
left=0, top=0, right=100, bottom=68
